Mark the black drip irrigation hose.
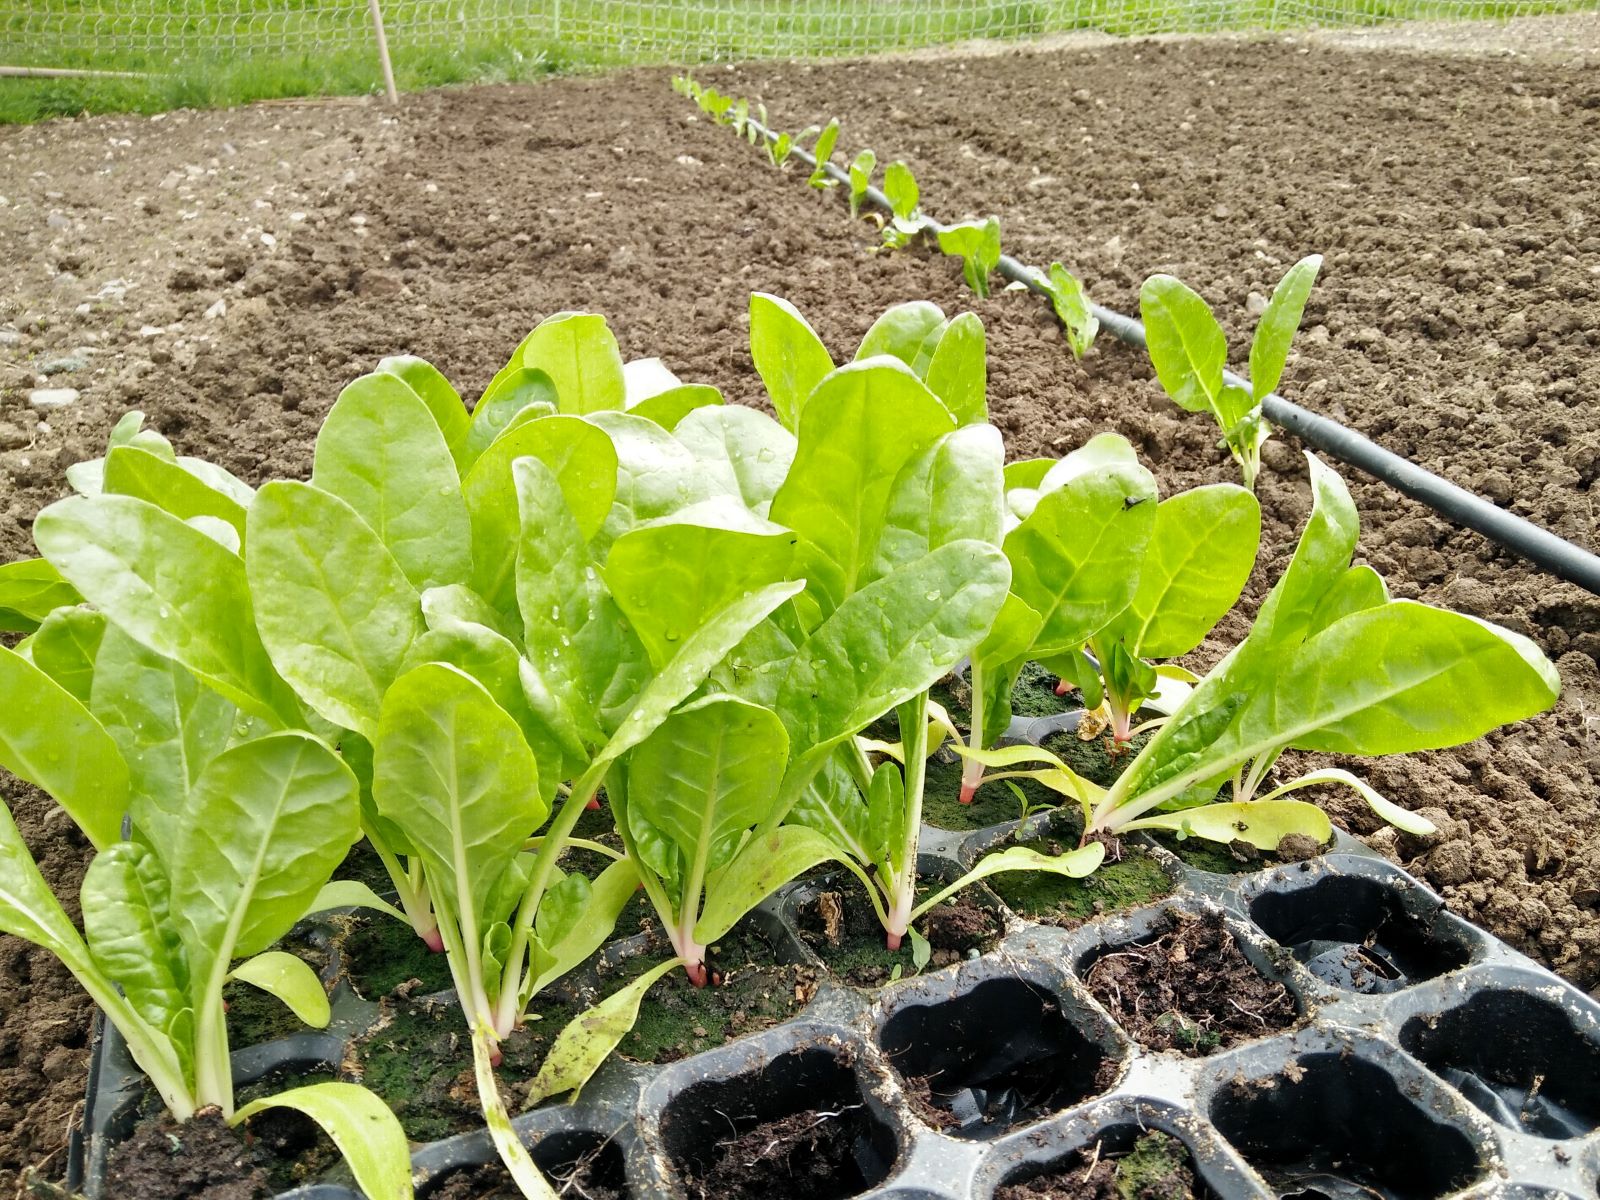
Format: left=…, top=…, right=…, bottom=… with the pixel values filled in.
left=739, top=111, right=1600, bottom=598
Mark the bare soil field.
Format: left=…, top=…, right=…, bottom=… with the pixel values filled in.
left=1, top=24, right=1596, bottom=1190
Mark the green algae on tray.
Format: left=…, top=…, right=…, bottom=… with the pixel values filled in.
left=985, top=837, right=1172, bottom=925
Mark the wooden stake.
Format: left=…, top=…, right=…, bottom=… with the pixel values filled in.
left=367, top=0, right=399, bottom=105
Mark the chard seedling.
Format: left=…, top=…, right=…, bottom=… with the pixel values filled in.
left=848, top=148, right=876, bottom=217
left=0, top=657, right=411, bottom=1197
left=880, top=160, right=928, bottom=249
left=740, top=300, right=1104, bottom=950
left=808, top=118, right=840, bottom=188
left=1140, top=255, right=1321, bottom=490
left=936, top=216, right=1002, bottom=298
left=1044, top=456, right=1557, bottom=851
left=1050, top=478, right=1260, bottom=749
left=1041, top=262, right=1099, bottom=359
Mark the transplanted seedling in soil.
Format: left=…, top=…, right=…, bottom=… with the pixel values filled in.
left=1139, top=254, right=1321, bottom=491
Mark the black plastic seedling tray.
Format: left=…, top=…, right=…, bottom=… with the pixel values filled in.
left=69, top=707, right=1600, bottom=1200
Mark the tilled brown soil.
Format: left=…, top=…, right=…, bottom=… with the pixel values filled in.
left=0, top=27, right=1597, bottom=1190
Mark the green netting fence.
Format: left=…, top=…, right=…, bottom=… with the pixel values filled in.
left=2, top=0, right=1594, bottom=83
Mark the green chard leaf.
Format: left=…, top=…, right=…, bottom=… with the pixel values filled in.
left=1250, top=254, right=1323, bottom=400
left=377, top=353, right=471, bottom=473
left=519, top=312, right=627, bottom=416
left=246, top=481, right=424, bottom=741
left=35, top=493, right=292, bottom=724
left=769, top=359, right=954, bottom=619
left=312, top=371, right=473, bottom=591
left=749, top=293, right=835, bottom=430
left=1140, top=274, right=1226, bottom=414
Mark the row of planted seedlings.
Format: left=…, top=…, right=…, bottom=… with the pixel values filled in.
left=0, top=279, right=1565, bottom=1200
left=674, top=73, right=1326, bottom=499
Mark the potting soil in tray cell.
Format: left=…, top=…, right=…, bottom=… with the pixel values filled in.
left=991, top=1126, right=1210, bottom=1200
left=1076, top=907, right=1300, bottom=1056
left=656, top=1043, right=900, bottom=1200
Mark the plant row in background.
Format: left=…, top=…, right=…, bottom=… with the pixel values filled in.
left=0, top=287, right=1561, bottom=1199
left=672, top=74, right=1331, bottom=497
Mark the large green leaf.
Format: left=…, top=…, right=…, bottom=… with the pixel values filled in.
left=246, top=481, right=423, bottom=741
left=82, top=840, right=189, bottom=1043
left=520, top=312, right=626, bottom=415
left=170, top=733, right=358, bottom=1022
left=593, top=580, right=805, bottom=773
left=374, top=663, right=546, bottom=935
left=512, top=456, right=606, bottom=750
left=777, top=541, right=1010, bottom=760
left=0, top=644, right=128, bottom=850
left=1003, top=453, right=1157, bottom=656
left=869, top=424, right=1003, bottom=585
left=104, top=446, right=249, bottom=543
left=673, top=405, right=797, bottom=518
left=377, top=354, right=471, bottom=473
left=1277, top=603, right=1561, bottom=755
left=0, top=801, right=97, bottom=968
left=749, top=293, right=835, bottom=430
left=1250, top=255, right=1322, bottom=401
left=629, top=695, right=788, bottom=891
left=402, top=619, right=570, bottom=804
left=856, top=301, right=945, bottom=376
left=312, top=373, right=473, bottom=591
left=923, top=312, right=987, bottom=426
left=0, top=557, right=81, bottom=633
left=605, top=501, right=797, bottom=669
left=90, top=625, right=235, bottom=853
left=233, top=1082, right=415, bottom=1200
left=585, top=411, right=717, bottom=551
left=35, top=493, right=288, bottom=722
left=769, top=359, right=954, bottom=618
left=463, top=414, right=617, bottom=615
left=1117, top=484, right=1259, bottom=659
left=1140, top=275, right=1226, bottom=413
left=29, top=605, right=105, bottom=703
left=466, top=369, right=559, bottom=464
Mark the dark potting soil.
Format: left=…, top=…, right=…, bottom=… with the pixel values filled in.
left=6, top=31, right=1600, bottom=1194
left=599, top=923, right=817, bottom=1065
left=986, top=836, right=1173, bottom=927
left=994, top=1130, right=1202, bottom=1200
left=1083, top=910, right=1298, bottom=1056
left=341, top=909, right=457, bottom=999
left=350, top=993, right=579, bottom=1142
left=795, top=873, right=1005, bottom=985
left=104, top=1110, right=275, bottom=1200
left=426, top=1144, right=629, bottom=1200
left=677, top=1103, right=881, bottom=1200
